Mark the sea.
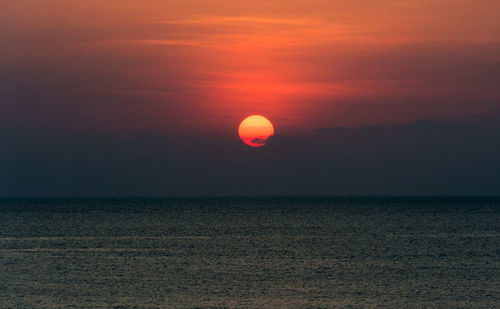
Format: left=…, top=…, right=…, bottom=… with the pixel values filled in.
left=0, top=197, right=498, bottom=308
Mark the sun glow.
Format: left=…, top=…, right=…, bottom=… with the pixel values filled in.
left=238, top=115, right=274, bottom=147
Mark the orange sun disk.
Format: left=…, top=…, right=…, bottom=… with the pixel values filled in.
left=238, top=115, right=274, bottom=147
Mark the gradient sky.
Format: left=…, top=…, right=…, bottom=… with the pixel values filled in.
left=1, top=0, right=500, bottom=196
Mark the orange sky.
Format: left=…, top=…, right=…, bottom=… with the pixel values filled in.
left=2, top=0, right=500, bottom=136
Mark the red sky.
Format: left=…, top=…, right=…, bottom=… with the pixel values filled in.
left=2, top=0, right=500, bottom=136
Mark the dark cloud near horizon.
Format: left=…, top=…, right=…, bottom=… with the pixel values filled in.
left=2, top=114, right=499, bottom=197
left=314, top=117, right=476, bottom=134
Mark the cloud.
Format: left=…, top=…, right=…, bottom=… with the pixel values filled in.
left=160, top=15, right=316, bottom=26
left=315, top=118, right=473, bottom=134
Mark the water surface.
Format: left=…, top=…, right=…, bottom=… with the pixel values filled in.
left=0, top=197, right=498, bottom=308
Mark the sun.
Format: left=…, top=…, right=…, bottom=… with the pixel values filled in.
left=238, top=115, right=274, bottom=147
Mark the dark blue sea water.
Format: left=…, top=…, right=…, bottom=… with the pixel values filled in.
left=1, top=197, right=499, bottom=308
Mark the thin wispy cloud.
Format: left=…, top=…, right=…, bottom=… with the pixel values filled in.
left=160, top=15, right=317, bottom=26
